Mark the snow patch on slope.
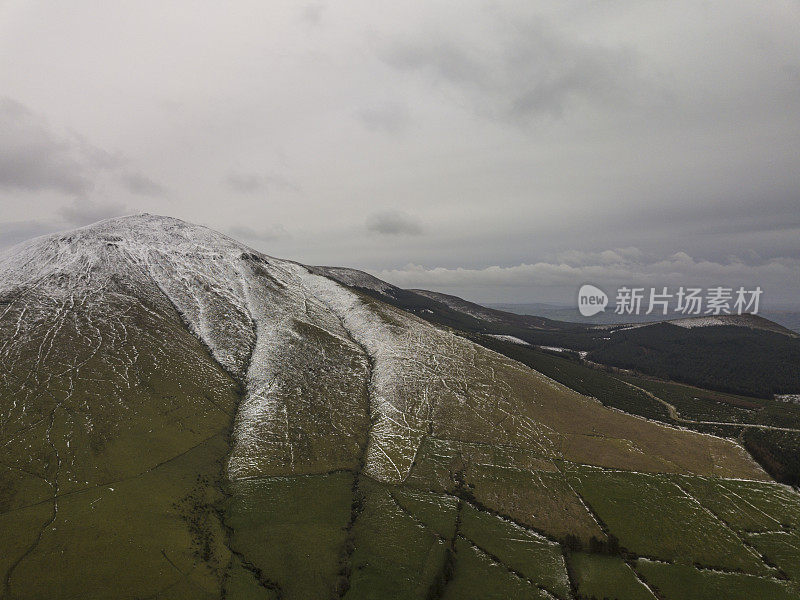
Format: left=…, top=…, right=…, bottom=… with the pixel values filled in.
left=487, top=334, right=530, bottom=345
left=671, top=315, right=759, bottom=329
left=298, top=270, right=430, bottom=481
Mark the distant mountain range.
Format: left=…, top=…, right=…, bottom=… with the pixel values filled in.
left=487, top=302, right=800, bottom=334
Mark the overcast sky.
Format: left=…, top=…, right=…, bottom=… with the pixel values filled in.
left=1, top=1, right=798, bottom=305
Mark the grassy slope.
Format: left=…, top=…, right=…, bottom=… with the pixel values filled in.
left=474, top=333, right=800, bottom=485
left=0, top=281, right=246, bottom=599
left=226, top=474, right=353, bottom=599
left=568, top=468, right=770, bottom=573
left=223, top=295, right=797, bottom=600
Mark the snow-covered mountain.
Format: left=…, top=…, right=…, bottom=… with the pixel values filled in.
left=1, top=214, right=556, bottom=483
left=2, top=214, right=797, bottom=600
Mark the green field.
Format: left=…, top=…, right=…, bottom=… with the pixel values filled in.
left=392, top=487, right=459, bottom=539
left=226, top=473, right=354, bottom=599
left=746, top=531, right=800, bottom=581
left=568, top=552, right=655, bottom=600
left=635, top=560, right=800, bottom=600
left=568, top=467, right=771, bottom=574
left=457, top=503, right=570, bottom=597
left=442, top=539, right=550, bottom=600
left=674, top=475, right=800, bottom=532
left=343, top=478, right=450, bottom=599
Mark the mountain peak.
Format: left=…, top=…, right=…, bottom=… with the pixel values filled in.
left=0, top=213, right=263, bottom=292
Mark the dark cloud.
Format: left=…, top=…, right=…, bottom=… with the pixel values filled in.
left=355, top=103, right=410, bottom=133
left=225, top=172, right=298, bottom=194
left=0, top=98, right=94, bottom=194
left=592, top=169, right=800, bottom=256
left=59, top=198, right=128, bottom=226
left=366, top=210, right=423, bottom=236
left=121, top=172, right=166, bottom=196
left=0, top=98, right=158, bottom=203
left=381, top=17, right=643, bottom=123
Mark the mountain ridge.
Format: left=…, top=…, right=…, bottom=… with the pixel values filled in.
left=311, top=265, right=796, bottom=337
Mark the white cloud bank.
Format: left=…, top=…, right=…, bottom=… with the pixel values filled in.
left=377, top=250, right=798, bottom=304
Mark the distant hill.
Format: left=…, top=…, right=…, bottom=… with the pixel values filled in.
left=317, top=267, right=800, bottom=398
left=490, top=302, right=800, bottom=334
left=587, top=320, right=800, bottom=397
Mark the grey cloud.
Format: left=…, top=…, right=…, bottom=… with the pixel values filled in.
left=71, top=132, right=122, bottom=171
left=597, top=181, right=800, bottom=258
left=0, top=220, right=60, bottom=249
left=59, top=198, right=128, bottom=226
left=381, top=17, right=642, bottom=123
left=228, top=224, right=287, bottom=242
left=299, top=2, right=325, bottom=26
left=121, top=172, right=166, bottom=196
left=0, top=98, right=155, bottom=201
left=355, top=103, right=410, bottom=133
left=225, top=172, right=298, bottom=194
left=0, top=3, right=797, bottom=307
left=366, top=210, right=423, bottom=236
left=0, top=98, right=94, bottom=194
